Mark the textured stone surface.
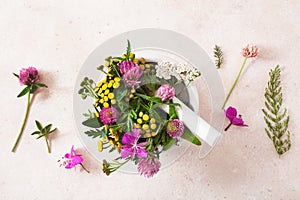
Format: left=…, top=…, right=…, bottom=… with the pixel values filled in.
left=1, top=0, right=300, bottom=199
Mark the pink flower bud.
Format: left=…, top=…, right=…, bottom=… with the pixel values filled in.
left=156, top=84, right=175, bottom=101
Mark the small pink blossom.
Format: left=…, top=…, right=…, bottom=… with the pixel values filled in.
left=19, top=66, right=39, bottom=85
left=119, top=60, right=138, bottom=75
left=241, top=44, right=258, bottom=58
left=156, top=84, right=175, bottom=101
left=58, top=146, right=89, bottom=173
left=166, top=119, right=184, bottom=138
left=224, top=106, right=248, bottom=131
left=138, top=157, right=161, bottom=178
left=120, top=129, right=148, bottom=160
left=122, top=66, right=143, bottom=88
left=99, top=106, right=118, bottom=125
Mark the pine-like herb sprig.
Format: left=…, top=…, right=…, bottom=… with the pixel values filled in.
left=213, top=45, right=223, bottom=69
left=262, top=65, right=291, bottom=156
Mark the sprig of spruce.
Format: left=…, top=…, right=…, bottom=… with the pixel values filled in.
left=213, top=45, right=223, bottom=69
left=262, top=65, right=291, bottom=156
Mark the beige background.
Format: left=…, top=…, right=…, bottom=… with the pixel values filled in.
left=1, top=0, right=300, bottom=199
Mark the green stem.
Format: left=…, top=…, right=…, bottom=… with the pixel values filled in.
left=222, top=57, right=248, bottom=109
left=45, top=136, right=51, bottom=153
left=11, top=91, right=31, bottom=152
left=80, top=163, right=90, bottom=173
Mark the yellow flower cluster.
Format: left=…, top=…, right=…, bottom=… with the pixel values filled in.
left=98, top=127, right=122, bottom=153
left=94, top=75, right=121, bottom=108
left=134, top=112, right=158, bottom=138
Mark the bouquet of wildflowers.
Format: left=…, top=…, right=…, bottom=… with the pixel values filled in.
left=78, top=41, right=201, bottom=178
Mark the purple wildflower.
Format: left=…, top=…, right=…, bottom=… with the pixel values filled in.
left=138, top=157, right=161, bottom=178
left=122, top=66, right=143, bottom=88
left=119, top=60, right=138, bottom=75
left=225, top=106, right=248, bottom=131
left=156, top=84, right=175, bottom=101
left=99, top=107, right=118, bottom=125
left=58, top=146, right=89, bottom=173
left=19, top=66, right=39, bottom=85
left=166, top=119, right=184, bottom=138
left=120, top=129, right=148, bottom=160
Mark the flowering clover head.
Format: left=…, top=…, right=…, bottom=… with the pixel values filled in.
left=120, top=129, right=148, bottom=160
left=156, top=84, right=175, bottom=101
left=166, top=119, right=184, bottom=138
left=19, top=66, right=39, bottom=85
left=241, top=44, right=258, bottom=58
left=122, top=66, right=143, bottom=88
left=59, top=145, right=83, bottom=169
left=119, top=60, right=138, bottom=75
left=100, top=106, right=118, bottom=125
left=138, top=157, right=161, bottom=178
left=225, top=106, right=248, bottom=131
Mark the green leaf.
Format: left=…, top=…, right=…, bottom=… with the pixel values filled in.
left=116, top=88, right=128, bottom=102
left=31, top=131, right=41, bottom=135
left=262, top=65, right=291, bottom=156
left=126, top=40, right=131, bottom=59
left=30, top=85, right=38, bottom=93
left=13, top=73, right=19, bottom=78
left=163, top=138, right=177, bottom=151
left=82, top=117, right=103, bottom=128
left=36, top=135, right=45, bottom=139
left=35, top=83, right=48, bottom=88
left=85, top=129, right=105, bottom=138
left=49, top=128, right=57, bottom=134
left=35, top=120, right=43, bottom=131
left=169, top=104, right=178, bottom=120
left=44, top=124, right=52, bottom=133
left=181, top=126, right=201, bottom=146
left=135, top=93, right=163, bottom=103
left=17, top=86, right=30, bottom=98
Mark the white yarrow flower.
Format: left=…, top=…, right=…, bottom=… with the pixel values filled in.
left=155, top=61, right=200, bottom=82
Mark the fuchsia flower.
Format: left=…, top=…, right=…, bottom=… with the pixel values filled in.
left=166, top=119, right=184, bottom=138
left=156, top=84, right=175, bottom=101
left=58, top=146, right=89, bottom=173
left=138, top=157, right=161, bottom=178
left=19, top=66, right=39, bottom=85
left=241, top=44, right=258, bottom=58
left=100, top=106, right=118, bottom=125
left=119, top=60, right=138, bottom=74
left=120, top=129, right=148, bottom=160
left=122, top=66, right=143, bottom=88
left=224, top=106, right=248, bottom=131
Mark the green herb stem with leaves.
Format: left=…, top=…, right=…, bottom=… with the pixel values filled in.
left=12, top=67, right=48, bottom=153
left=31, top=120, right=57, bottom=153
left=213, top=45, right=224, bottom=69
left=262, top=65, right=291, bottom=157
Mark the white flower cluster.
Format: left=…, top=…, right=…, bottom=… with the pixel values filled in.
left=155, top=61, right=201, bottom=82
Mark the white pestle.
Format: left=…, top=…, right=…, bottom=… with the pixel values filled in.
left=160, top=97, right=222, bottom=147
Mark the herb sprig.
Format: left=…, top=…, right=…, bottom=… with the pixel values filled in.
left=31, top=120, right=57, bottom=153
left=213, top=45, right=223, bottom=69
left=262, top=65, right=291, bottom=156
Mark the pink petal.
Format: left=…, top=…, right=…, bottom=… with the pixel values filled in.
left=122, top=134, right=136, bottom=145
left=70, top=145, right=75, bottom=156
left=71, top=155, right=83, bottom=165
left=137, top=148, right=148, bottom=158
left=64, top=153, right=71, bottom=159
left=232, top=117, right=248, bottom=126
left=226, top=106, right=237, bottom=121
left=65, top=163, right=74, bottom=169
left=131, top=129, right=140, bottom=138
left=138, top=142, right=148, bottom=147
left=121, top=147, right=133, bottom=158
